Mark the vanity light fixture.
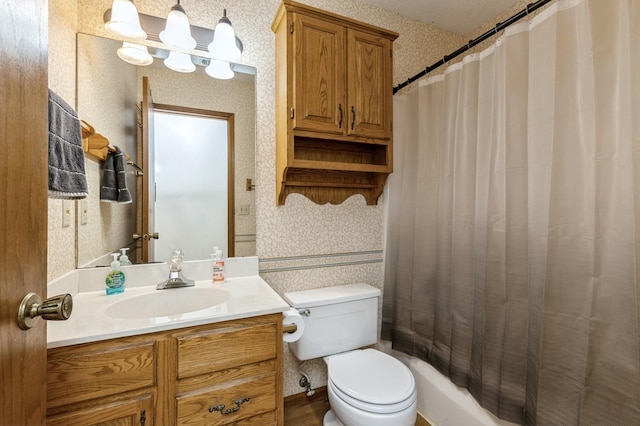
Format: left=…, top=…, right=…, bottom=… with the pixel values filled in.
left=105, top=0, right=146, bottom=40
left=164, top=51, right=196, bottom=73
left=159, top=1, right=196, bottom=51
left=117, top=42, right=153, bottom=66
left=104, top=5, right=244, bottom=79
left=208, top=9, right=242, bottom=62
left=205, top=59, right=234, bottom=80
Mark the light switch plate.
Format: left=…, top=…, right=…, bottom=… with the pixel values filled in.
left=238, top=204, right=250, bottom=215
left=80, top=199, right=88, bottom=225
left=62, top=200, right=71, bottom=227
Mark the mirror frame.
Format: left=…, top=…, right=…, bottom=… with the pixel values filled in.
left=143, top=102, right=235, bottom=261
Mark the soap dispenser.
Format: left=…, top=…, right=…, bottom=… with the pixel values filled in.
left=119, top=248, right=132, bottom=266
left=105, top=253, right=126, bottom=295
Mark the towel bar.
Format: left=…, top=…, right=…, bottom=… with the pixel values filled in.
left=126, top=161, right=144, bottom=176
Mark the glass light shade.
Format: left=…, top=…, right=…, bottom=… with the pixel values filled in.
left=164, top=51, right=195, bottom=73
left=205, top=59, right=234, bottom=80
left=117, top=42, right=153, bottom=66
left=159, top=4, right=196, bottom=50
left=208, top=11, right=241, bottom=62
left=105, top=0, right=147, bottom=40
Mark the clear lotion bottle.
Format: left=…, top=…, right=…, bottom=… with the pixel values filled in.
left=211, top=246, right=225, bottom=283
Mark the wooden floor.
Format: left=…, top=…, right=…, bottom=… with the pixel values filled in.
left=284, top=387, right=431, bottom=426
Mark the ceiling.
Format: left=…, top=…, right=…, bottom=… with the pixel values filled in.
left=358, top=0, right=525, bottom=35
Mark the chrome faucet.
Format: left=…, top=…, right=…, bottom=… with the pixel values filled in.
left=156, top=249, right=195, bottom=290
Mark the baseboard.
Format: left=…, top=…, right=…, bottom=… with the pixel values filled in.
left=284, top=386, right=328, bottom=406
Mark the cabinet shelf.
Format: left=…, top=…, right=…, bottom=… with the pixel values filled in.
left=293, top=137, right=390, bottom=168
left=278, top=168, right=388, bottom=205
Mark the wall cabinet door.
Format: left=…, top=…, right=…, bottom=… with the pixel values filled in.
left=347, top=29, right=392, bottom=139
left=291, top=15, right=392, bottom=140
left=292, top=13, right=346, bottom=134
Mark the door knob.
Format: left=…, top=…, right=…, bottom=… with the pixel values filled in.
left=17, top=293, right=73, bottom=330
left=133, top=232, right=160, bottom=241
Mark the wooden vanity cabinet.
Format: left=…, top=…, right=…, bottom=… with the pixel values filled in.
left=46, top=313, right=284, bottom=426
left=273, top=0, right=398, bottom=205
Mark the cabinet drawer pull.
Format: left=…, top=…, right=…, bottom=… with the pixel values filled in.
left=209, top=397, right=251, bottom=415
left=338, top=104, right=344, bottom=128
left=351, top=106, right=355, bottom=130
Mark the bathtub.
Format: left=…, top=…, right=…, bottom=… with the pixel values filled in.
left=392, top=350, right=519, bottom=426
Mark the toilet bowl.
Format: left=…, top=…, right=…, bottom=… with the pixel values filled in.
left=323, top=349, right=417, bottom=426
left=283, top=284, right=418, bottom=426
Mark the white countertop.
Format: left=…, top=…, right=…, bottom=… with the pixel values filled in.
left=47, top=276, right=290, bottom=349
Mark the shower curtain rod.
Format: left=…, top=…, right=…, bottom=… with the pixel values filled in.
left=393, top=0, right=554, bottom=95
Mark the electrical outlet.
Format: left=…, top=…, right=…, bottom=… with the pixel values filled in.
left=80, top=199, right=88, bottom=225
left=62, top=200, right=71, bottom=227
left=237, top=204, right=250, bottom=215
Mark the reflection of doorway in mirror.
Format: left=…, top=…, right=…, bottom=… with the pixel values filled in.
left=152, top=109, right=232, bottom=262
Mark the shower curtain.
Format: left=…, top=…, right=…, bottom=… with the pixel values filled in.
left=382, top=0, right=640, bottom=424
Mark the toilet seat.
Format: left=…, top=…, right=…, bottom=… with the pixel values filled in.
left=326, top=349, right=416, bottom=414
left=328, top=377, right=416, bottom=414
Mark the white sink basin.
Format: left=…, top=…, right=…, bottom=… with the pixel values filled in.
left=105, top=287, right=231, bottom=319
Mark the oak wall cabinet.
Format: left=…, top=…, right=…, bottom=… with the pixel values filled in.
left=272, top=0, right=398, bottom=205
left=46, top=314, right=283, bottom=425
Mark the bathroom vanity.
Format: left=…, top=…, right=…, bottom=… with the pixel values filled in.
left=45, top=260, right=289, bottom=425
left=47, top=314, right=282, bottom=425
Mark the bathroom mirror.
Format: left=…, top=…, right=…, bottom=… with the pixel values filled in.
left=74, top=33, right=256, bottom=267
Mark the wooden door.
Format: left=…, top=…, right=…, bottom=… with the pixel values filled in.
left=292, top=13, right=346, bottom=135
left=141, top=77, right=157, bottom=263
left=0, top=0, right=49, bottom=424
left=346, top=28, right=392, bottom=139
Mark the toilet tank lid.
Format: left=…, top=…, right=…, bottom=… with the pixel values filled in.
left=284, top=283, right=381, bottom=308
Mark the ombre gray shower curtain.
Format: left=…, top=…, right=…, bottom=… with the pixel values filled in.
left=382, top=0, right=640, bottom=424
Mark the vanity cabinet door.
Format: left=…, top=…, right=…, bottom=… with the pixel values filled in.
left=47, top=339, right=156, bottom=410
left=46, top=394, right=153, bottom=426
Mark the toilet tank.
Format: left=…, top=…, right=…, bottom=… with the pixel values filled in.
left=283, top=283, right=381, bottom=361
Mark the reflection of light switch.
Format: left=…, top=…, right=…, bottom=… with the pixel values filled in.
left=80, top=199, right=88, bottom=225
left=238, top=204, right=250, bottom=215
left=62, top=201, right=71, bottom=227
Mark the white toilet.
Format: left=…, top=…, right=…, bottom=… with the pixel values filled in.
left=284, top=283, right=417, bottom=426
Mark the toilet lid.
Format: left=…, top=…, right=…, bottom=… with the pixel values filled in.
left=327, top=349, right=415, bottom=406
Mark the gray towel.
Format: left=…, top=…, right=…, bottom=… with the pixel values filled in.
left=100, top=146, right=132, bottom=204
left=48, top=89, right=88, bottom=199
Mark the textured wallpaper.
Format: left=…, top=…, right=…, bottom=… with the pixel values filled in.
left=76, top=33, right=138, bottom=267
left=47, top=0, right=78, bottom=281
left=47, top=0, right=496, bottom=397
